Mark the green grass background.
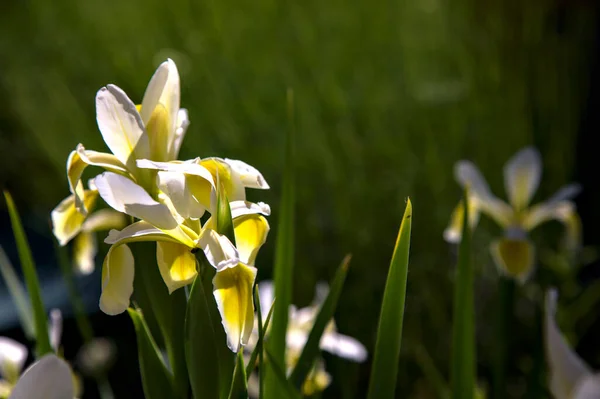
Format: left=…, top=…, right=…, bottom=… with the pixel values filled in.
left=0, top=0, right=597, bottom=397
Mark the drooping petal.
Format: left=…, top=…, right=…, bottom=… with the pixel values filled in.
left=222, top=158, right=270, bottom=189
left=96, top=84, right=150, bottom=168
left=545, top=289, right=592, bottom=399
left=198, top=229, right=239, bottom=271
left=99, top=244, right=135, bottom=315
left=443, top=198, right=480, bottom=244
left=73, top=231, right=97, bottom=275
left=66, top=144, right=129, bottom=213
left=81, top=209, right=127, bottom=233
left=230, top=201, right=271, bottom=219
left=454, top=161, right=512, bottom=227
left=140, top=59, right=180, bottom=155
left=504, top=147, right=542, bottom=211
left=213, top=263, right=257, bottom=352
left=156, top=171, right=206, bottom=219
left=156, top=241, right=198, bottom=294
left=320, top=332, right=368, bottom=362
left=104, top=221, right=186, bottom=246
left=573, top=374, right=600, bottom=399
left=201, top=158, right=246, bottom=202
left=490, top=238, right=535, bottom=283
left=94, top=172, right=194, bottom=245
left=233, top=214, right=270, bottom=265
left=522, top=183, right=581, bottom=230
left=9, top=354, right=74, bottom=399
left=0, top=337, right=27, bottom=383
left=51, top=190, right=99, bottom=246
left=169, top=109, right=190, bottom=160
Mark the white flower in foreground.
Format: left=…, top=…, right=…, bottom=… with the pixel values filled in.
left=8, top=354, right=74, bottom=399
left=545, top=289, right=600, bottom=399
left=444, top=147, right=581, bottom=282
left=0, top=337, right=27, bottom=393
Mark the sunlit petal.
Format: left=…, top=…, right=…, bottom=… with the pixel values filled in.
left=213, top=263, right=257, bottom=352
left=81, top=209, right=127, bottom=233
left=198, top=229, right=239, bottom=271
left=230, top=201, right=271, bottom=219
left=146, top=104, right=170, bottom=161
left=545, top=289, right=591, bottom=399
left=156, top=171, right=206, bottom=219
left=9, top=354, right=74, bottom=399
left=201, top=158, right=246, bottom=202
left=99, top=244, right=135, bottom=315
left=320, top=332, right=368, bottom=362
left=156, top=241, right=198, bottom=294
left=105, top=221, right=184, bottom=246
left=51, top=190, right=99, bottom=246
left=222, top=158, right=270, bottom=189
left=73, top=231, right=97, bottom=275
left=258, top=280, right=275, bottom=316
left=234, top=215, right=270, bottom=265
left=0, top=337, right=27, bottom=383
left=490, top=238, right=535, bottom=283
left=504, top=147, right=542, bottom=210
left=443, top=198, right=480, bottom=244
left=170, top=108, right=190, bottom=160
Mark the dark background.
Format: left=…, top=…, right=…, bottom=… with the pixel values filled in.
left=1, top=0, right=600, bottom=397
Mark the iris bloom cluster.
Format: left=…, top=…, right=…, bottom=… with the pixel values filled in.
left=444, top=147, right=580, bottom=282
left=246, top=282, right=367, bottom=396
left=51, top=59, right=270, bottom=352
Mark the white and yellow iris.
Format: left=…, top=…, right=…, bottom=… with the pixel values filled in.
left=444, top=147, right=581, bottom=282
left=545, top=289, right=600, bottom=399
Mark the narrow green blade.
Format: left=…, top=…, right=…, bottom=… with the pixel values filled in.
left=265, top=349, right=303, bottom=399
left=450, top=192, right=475, bottom=399
left=227, top=351, right=249, bottom=399
left=0, top=245, right=34, bottom=339
left=246, top=287, right=276, bottom=378
left=265, top=88, right=296, bottom=398
left=289, top=255, right=351, bottom=388
left=3, top=191, right=52, bottom=356
left=185, top=274, right=221, bottom=399
left=128, top=308, right=177, bottom=399
left=367, top=199, right=412, bottom=399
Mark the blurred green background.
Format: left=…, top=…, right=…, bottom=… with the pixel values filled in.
left=1, top=0, right=600, bottom=397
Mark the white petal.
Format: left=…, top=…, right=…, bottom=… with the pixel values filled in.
left=81, top=209, right=127, bottom=233
left=504, top=147, right=542, bottom=210
left=170, top=108, right=190, bottom=159
left=523, top=183, right=581, bottom=230
left=320, top=332, right=368, bottom=362
left=73, top=231, right=98, bottom=275
left=545, top=289, right=592, bottom=399
left=573, top=374, right=600, bottom=399
left=223, top=158, right=270, bottom=189
left=198, top=229, right=239, bottom=271
left=96, top=85, right=150, bottom=167
left=99, top=244, right=135, bottom=315
left=136, top=159, right=215, bottom=187
left=257, top=281, right=274, bottom=316
left=9, top=354, right=74, bottom=399
left=48, top=309, right=62, bottom=353
left=230, top=201, right=271, bottom=219
left=157, top=171, right=206, bottom=219
left=104, top=221, right=186, bottom=246
left=286, top=329, right=309, bottom=351
left=0, top=337, right=27, bottom=382
left=94, top=172, right=178, bottom=230
left=140, top=61, right=169, bottom=124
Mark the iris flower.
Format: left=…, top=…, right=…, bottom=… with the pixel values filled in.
left=545, top=289, right=600, bottom=398
left=444, top=147, right=581, bottom=282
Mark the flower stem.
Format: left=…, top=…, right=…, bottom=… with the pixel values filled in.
left=492, top=276, right=515, bottom=399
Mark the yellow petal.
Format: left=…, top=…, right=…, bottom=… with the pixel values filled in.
left=443, top=198, right=480, bottom=244
left=490, top=238, right=535, bottom=283
left=301, top=361, right=331, bottom=396
left=81, top=209, right=127, bottom=233
left=233, top=214, right=270, bottom=265
left=146, top=104, right=170, bottom=162
left=51, top=191, right=99, bottom=246
left=212, top=263, right=257, bottom=352
left=99, top=244, right=135, bottom=315
left=73, top=231, right=97, bottom=275
left=200, top=158, right=245, bottom=202
left=156, top=241, right=198, bottom=294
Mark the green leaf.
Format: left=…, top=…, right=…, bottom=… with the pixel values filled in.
left=216, top=177, right=236, bottom=246
left=450, top=192, right=475, bottom=399
left=0, top=245, right=34, bottom=339
left=227, top=351, right=248, bottom=399
left=185, top=272, right=221, bottom=399
left=265, top=349, right=303, bottom=399
left=265, top=88, right=296, bottom=398
left=128, top=308, right=177, bottom=399
left=367, top=199, right=412, bottom=399
left=133, top=243, right=188, bottom=398
left=289, top=254, right=351, bottom=388
left=3, top=191, right=52, bottom=357
left=246, top=286, right=276, bottom=379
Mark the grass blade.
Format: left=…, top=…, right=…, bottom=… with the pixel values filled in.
left=450, top=192, right=475, bottom=399
left=246, top=287, right=276, bottom=378
left=367, top=199, right=412, bottom=399
left=227, top=351, right=249, bottom=399
left=128, top=308, right=177, bottom=399
left=3, top=191, right=52, bottom=356
left=288, top=255, right=351, bottom=388
left=185, top=274, right=221, bottom=399
left=0, top=245, right=34, bottom=339
left=265, top=88, right=296, bottom=398
left=265, top=349, right=302, bottom=399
